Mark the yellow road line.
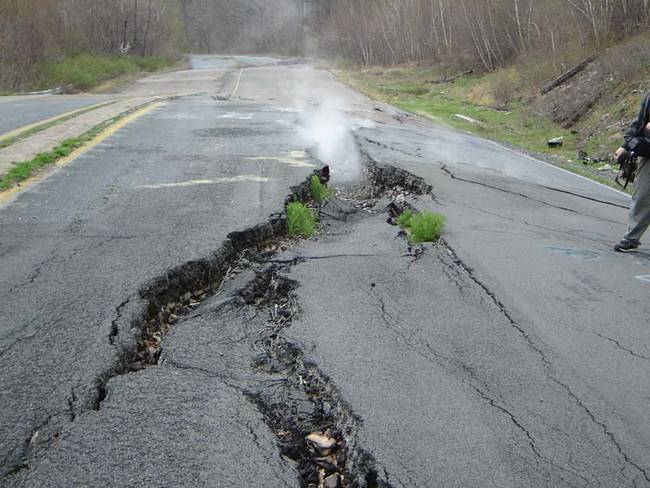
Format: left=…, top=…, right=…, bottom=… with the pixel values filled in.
left=0, top=101, right=165, bottom=206
left=56, top=101, right=163, bottom=168
left=0, top=100, right=118, bottom=143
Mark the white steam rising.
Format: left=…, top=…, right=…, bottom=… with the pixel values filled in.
left=293, top=69, right=374, bottom=185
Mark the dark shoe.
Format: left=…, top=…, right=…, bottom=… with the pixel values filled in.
left=614, top=239, right=639, bottom=252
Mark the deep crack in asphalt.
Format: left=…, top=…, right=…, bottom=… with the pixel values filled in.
left=6, top=136, right=645, bottom=486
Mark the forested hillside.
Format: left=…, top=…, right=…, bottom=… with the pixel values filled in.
left=319, top=1, right=650, bottom=69
left=2, top=0, right=649, bottom=116
left=4, top=0, right=648, bottom=84
left=0, top=0, right=185, bottom=90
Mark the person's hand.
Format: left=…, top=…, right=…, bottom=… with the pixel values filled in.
left=614, top=147, right=627, bottom=164
left=645, top=122, right=650, bottom=136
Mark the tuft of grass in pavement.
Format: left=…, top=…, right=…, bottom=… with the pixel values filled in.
left=409, top=212, right=447, bottom=243
left=395, top=209, right=414, bottom=229
left=33, top=54, right=172, bottom=92
left=287, top=202, right=317, bottom=237
left=397, top=210, right=446, bottom=244
left=310, top=175, right=334, bottom=203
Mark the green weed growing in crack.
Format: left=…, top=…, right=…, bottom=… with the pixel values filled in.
left=309, top=175, right=335, bottom=203
left=287, top=202, right=317, bottom=237
left=397, top=210, right=446, bottom=244
left=395, top=209, right=414, bottom=229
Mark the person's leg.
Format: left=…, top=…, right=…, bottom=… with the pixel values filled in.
left=624, top=157, right=650, bottom=243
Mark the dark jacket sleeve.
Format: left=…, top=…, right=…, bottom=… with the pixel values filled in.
left=623, top=93, right=650, bottom=156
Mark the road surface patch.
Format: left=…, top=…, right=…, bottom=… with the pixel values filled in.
left=193, top=126, right=273, bottom=138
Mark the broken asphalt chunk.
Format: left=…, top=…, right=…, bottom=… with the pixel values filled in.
left=306, top=432, right=338, bottom=455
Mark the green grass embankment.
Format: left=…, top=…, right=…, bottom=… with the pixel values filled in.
left=32, top=54, right=173, bottom=92
left=337, top=66, right=578, bottom=155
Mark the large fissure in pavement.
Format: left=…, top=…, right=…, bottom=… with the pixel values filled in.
left=12, top=137, right=643, bottom=486
left=111, top=162, right=406, bottom=487
left=9, top=162, right=422, bottom=487
left=96, top=156, right=435, bottom=487
left=95, top=167, right=331, bottom=406
left=1, top=168, right=323, bottom=481
left=197, top=157, right=435, bottom=488
left=224, top=266, right=393, bottom=488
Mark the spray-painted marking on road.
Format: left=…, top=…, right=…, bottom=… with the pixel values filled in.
left=546, top=247, right=602, bottom=260
left=636, top=275, right=650, bottom=283
left=246, top=150, right=317, bottom=168
left=138, top=176, right=270, bottom=189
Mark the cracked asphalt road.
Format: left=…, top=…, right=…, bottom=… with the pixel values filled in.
left=1, top=56, right=649, bottom=487
left=0, top=56, right=314, bottom=485
left=284, top=207, right=648, bottom=486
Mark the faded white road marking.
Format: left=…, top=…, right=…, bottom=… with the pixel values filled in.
left=219, top=112, right=253, bottom=120
left=262, top=106, right=300, bottom=113
left=636, top=275, right=650, bottom=283
left=246, top=150, right=317, bottom=168
left=138, top=175, right=269, bottom=189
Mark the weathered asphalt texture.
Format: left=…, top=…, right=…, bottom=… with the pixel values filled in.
left=283, top=198, right=649, bottom=487
left=0, top=82, right=317, bottom=483
left=229, top=64, right=648, bottom=484
left=0, top=95, right=115, bottom=136
left=19, top=367, right=300, bottom=487
left=357, top=135, right=650, bottom=480
left=1, top=58, right=649, bottom=487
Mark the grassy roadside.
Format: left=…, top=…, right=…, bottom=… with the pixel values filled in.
left=31, top=54, right=174, bottom=93
left=334, top=66, right=635, bottom=191
left=0, top=101, right=157, bottom=192
left=0, top=101, right=117, bottom=150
